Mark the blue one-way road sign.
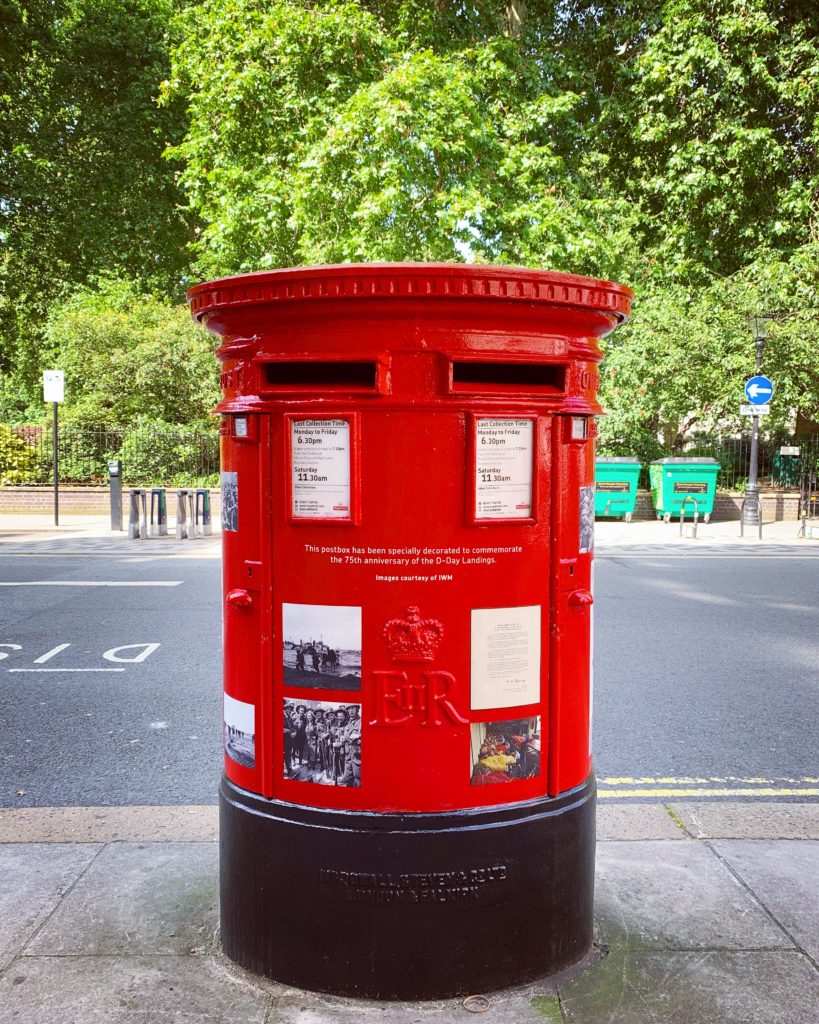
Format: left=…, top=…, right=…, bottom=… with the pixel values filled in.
left=744, top=375, right=774, bottom=404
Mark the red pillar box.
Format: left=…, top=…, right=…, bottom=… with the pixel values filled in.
left=189, top=263, right=632, bottom=999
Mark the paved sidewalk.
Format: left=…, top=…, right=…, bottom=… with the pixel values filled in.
left=1, top=511, right=817, bottom=557
left=0, top=802, right=816, bottom=1023
left=0, top=513, right=221, bottom=556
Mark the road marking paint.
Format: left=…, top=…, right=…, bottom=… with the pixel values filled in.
left=103, top=643, right=160, bottom=663
left=33, top=643, right=71, bottom=663
left=599, top=787, right=819, bottom=799
left=0, top=580, right=182, bottom=587
left=7, top=668, right=126, bottom=673
left=0, top=552, right=219, bottom=559
left=600, top=776, right=819, bottom=786
left=597, top=553, right=819, bottom=559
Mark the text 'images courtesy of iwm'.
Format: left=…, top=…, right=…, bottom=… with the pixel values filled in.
left=284, top=699, right=362, bottom=787
left=470, top=718, right=541, bottom=785
left=283, top=602, right=362, bottom=690
left=224, top=693, right=255, bottom=770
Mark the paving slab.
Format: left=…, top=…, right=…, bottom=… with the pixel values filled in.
left=0, top=844, right=99, bottom=971
left=671, top=800, right=819, bottom=839
left=258, top=977, right=565, bottom=1024
left=596, top=804, right=685, bottom=841
left=559, top=950, right=819, bottom=1024
left=712, top=840, right=819, bottom=963
left=25, top=842, right=218, bottom=956
left=0, top=955, right=269, bottom=1024
left=0, top=806, right=218, bottom=843
left=595, top=841, right=790, bottom=950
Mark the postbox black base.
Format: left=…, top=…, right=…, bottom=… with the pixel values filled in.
left=219, top=776, right=596, bottom=1000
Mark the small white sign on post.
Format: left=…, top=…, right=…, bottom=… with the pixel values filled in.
left=43, top=370, right=65, bottom=403
left=740, top=404, right=770, bottom=416
left=780, top=446, right=800, bottom=456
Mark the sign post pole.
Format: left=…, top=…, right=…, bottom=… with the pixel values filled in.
left=52, top=402, right=59, bottom=526
left=742, top=323, right=774, bottom=531
left=42, top=370, right=65, bottom=527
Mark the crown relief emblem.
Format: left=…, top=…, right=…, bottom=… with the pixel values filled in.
left=383, top=606, right=444, bottom=663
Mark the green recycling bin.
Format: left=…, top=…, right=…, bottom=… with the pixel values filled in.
left=595, top=457, right=641, bottom=522
left=649, top=457, right=720, bottom=522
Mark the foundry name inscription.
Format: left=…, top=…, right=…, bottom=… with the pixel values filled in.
left=320, top=865, right=509, bottom=904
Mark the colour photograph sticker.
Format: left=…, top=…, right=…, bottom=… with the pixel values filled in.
left=283, top=698, right=361, bottom=787
left=282, top=603, right=362, bottom=691
left=224, top=693, right=255, bottom=769
left=470, top=716, right=541, bottom=785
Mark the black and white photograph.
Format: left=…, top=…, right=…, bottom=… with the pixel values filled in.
left=282, top=602, right=362, bottom=690
left=470, top=717, right=541, bottom=786
left=224, top=693, right=255, bottom=769
left=221, top=471, right=239, bottom=532
left=283, top=698, right=361, bottom=787
left=579, top=484, right=595, bottom=553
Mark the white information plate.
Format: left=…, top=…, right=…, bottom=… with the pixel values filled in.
left=471, top=605, right=541, bottom=711
left=291, top=419, right=351, bottom=519
left=475, top=418, right=534, bottom=519
left=740, top=404, right=770, bottom=415
left=43, top=369, right=64, bottom=403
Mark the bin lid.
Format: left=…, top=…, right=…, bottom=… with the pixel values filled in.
left=650, top=457, right=718, bottom=464
left=596, top=456, right=640, bottom=463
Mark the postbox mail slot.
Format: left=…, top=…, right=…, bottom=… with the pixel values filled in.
left=451, top=360, right=565, bottom=393
left=260, top=360, right=378, bottom=391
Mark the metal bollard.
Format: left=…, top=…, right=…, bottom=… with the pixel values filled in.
left=195, top=489, right=213, bottom=536
left=175, top=489, right=189, bottom=540
left=150, top=488, right=167, bottom=537
left=128, top=488, right=147, bottom=540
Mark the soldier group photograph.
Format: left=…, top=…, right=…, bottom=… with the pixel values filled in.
left=283, top=698, right=362, bottom=787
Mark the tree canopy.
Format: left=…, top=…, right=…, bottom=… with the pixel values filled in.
left=1, top=0, right=818, bottom=442
left=45, top=277, right=218, bottom=428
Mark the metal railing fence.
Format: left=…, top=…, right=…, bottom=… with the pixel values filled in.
left=0, top=424, right=220, bottom=488
left=1, top=424, right=818, bottom=493
left=597, top=434, right=819, bottom=493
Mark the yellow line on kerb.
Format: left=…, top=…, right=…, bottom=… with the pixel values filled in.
left=599, top=787, right=819, bottom=799
left=600, top=776, right=819, bottom=785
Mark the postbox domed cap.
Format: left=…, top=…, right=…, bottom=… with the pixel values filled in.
left=188, top=262, right=633, bottom=325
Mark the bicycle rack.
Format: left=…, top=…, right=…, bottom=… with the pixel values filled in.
left=195, top=489, right=213, bottom=536
left=740, top=496, right=762, bottom=539
left=128, top=488, right=147, bottom=540
left=149, top=488, right=167, bottom=537
left=175, top=489, right=193, bottom=540
left=679, top=495, right=700, bottom=539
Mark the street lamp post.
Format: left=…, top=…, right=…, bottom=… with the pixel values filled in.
left=743, top=315, right=770, bottom=527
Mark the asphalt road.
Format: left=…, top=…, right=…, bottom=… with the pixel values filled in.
left=1, top=550, right=817, bottom=806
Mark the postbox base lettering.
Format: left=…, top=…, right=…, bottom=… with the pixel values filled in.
left=219, top=775, right=596, bottom=1000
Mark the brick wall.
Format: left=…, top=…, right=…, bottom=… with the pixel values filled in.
left=0, top=487, right=222, bottom=516
left=1, top=486, right=800, bottom=520
left=630, top=491, right=800, bottom=522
